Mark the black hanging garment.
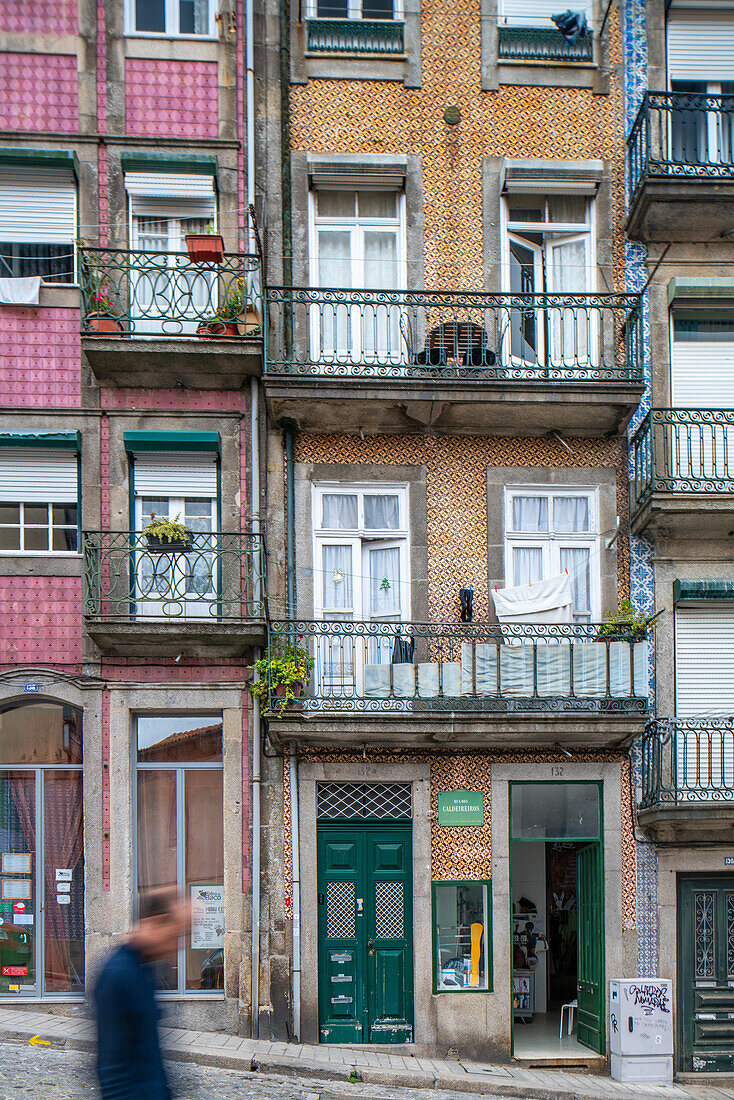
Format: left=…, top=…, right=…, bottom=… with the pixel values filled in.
left=551, top=9, right=588, bottom=43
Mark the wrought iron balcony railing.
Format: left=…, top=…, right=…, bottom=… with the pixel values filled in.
left=631, top=408, right=734, bottom=514
left=497, top=26, right=593, bottom=62
left=640, top=718, right=734, bottom=808
left=264, top=287, right=643, bottom=382
left=628, top=91, right=734, bottom=205
left=306, top=18, right=404, bottom=53
left=83, top=531, right=265, bottom=623
left=78, top=247, right=262, bottom=339
left=266, top=620, right=648, bottom=715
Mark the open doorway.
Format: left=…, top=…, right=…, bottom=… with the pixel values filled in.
left=509, top=782, right=604, bottom=1060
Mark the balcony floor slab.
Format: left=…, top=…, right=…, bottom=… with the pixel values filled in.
left=631, top=492, right=734, bottom=539
left=637, top=803, right=734, bottom=845
left=627, top=178, right=734, bottom=242
left=82, top=336, right=262, bottom=389
left=85, top=618, right=266, bottom=657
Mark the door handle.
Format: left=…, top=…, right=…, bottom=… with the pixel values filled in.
left=367, top=938, right=375, bottom=947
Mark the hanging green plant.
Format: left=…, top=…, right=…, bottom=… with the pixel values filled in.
left=248, top=639, right=315, bottom=715
left=597, top=599, right=654, bottom=638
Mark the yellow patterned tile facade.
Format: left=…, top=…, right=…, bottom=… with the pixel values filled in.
left=293, top=432, right=629, bottom=619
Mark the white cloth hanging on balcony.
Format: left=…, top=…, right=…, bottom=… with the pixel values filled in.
left=0, top=276, right=40, bottom=305
left=491, top=571, right=572, bottom=624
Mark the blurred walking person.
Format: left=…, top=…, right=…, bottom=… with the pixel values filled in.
left=93, top=888, right=188, bottom=1100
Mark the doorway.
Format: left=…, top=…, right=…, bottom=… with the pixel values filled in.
left=678, top=875, right=734, bottom=1072
left=509, top=782, right=604, bottom=1059
left=317, top=823, right=413, bottom=1044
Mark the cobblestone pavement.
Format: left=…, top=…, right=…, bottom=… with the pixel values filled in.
left=0, top=1040, right=521, bottom=1099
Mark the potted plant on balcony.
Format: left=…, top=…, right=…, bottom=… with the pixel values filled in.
left=248, top=639, right=314, bottom=715
left=196, top=279, right=254, bottom=339
left=185, top=223, right=225, bottom=264
left=598, top=599, right=653, bottom=638
left=142, top=513, right=194, bottom=554
left=86, top=284, right=124, bottom=335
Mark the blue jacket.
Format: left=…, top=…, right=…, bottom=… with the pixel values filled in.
left=93, top=943, right=171, bottom=1100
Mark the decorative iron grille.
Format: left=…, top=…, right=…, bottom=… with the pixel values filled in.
left=632, top=408, right=734, bottom=517
left=640, top=718, right=734, bottom=807
left=326, top=881, right=356, bottom=939
left=375, top=880, right=405, bottom=938
left=695, top=891, right=715, bottom=979
left=317, top=782, right=412, bottom=820
left=307, top=18, right=404, bottom=54
left=498, top=26, right=593, bottom=63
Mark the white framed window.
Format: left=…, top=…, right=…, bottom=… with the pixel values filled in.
left=498, top=0, right=590, bottom=29
left=504, top=487, right=600, bottom=622
left=501, top=193, right=596, bottom=366
left=125, top=0, right=217, bottom=37
left=0, top=168, right=77, bottom=282
left=0, top=449, right=79, bottom=554
left=305, top=0, right=401, bottom=19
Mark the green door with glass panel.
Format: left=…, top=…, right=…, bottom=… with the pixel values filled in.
left=317, top=825, right=413, bottom=1044
left=678, top=876, right=734, bottom=1072
left=576, top=842, right=605, bottom=1054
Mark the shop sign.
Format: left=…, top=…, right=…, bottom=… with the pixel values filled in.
left=438, top=789, right=484, bottom=827
left=191, top=884, right=224, bottom=950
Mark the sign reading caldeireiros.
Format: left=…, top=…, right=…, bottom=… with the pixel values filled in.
left=437, top=789, right=484, bottom=827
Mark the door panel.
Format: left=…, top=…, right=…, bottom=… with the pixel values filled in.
left=0, top=772, right=36, bottom=994
left=679, top=876, right=734, bottom=1072
left=318, top=825, right=413, bottom=1044
left=576, top=843, right=605, bottom=1054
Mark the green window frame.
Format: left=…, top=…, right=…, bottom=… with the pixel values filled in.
left=431, top=879, right=492, bottom=994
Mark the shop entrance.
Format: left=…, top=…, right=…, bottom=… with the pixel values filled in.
left=509, top=782, right=604, bottom=1059
left=316, top=823, right=413, bottom=1044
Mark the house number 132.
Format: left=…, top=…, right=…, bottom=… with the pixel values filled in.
left=551, top=766, right=564, bottom=777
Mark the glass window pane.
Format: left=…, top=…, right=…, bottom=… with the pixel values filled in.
left=0, top=527, right=20, bottom=551
left=553, top=496, right=589, bottom=532
left=0, top=772, right=36, bottom=993
left=0, top=505, right=19, bottom=525
left=184, top=499, right=214, bottom=533
left=363, top=231, right=398, bottom=290
left=137, top=716, right=223, bottom=763
left=369, top=546, right=401, bottom=617
left=357, top=191, right=397, bottom=219
left=52, top=527, right=78, bottom=552
left=136, top=770, right=177, bottom=991
left=185, top=770, right=224, bottom=991
left=141, top=498, right=169, bottom=526
left=364, top=494, right=399, bottom=529
left=511, top=783, right=600, bottom=839
left=136, top=0, right=166, bottom=32
left=507, top=196, right=544, bottom=222
left=44, top=771, right=84, bottom=994
left=434, top=883, right=489, bottom=991
left=548, top=196, right=587, bottom=223
left=560, top=546, right=591, bottom=619
left=179, top=0, right=209, bottom=33
left=23, top=505, right=47, bottom=525
left=52, top=505, right=77, bottom=527
left=23, top=528, right=48, bottom=551
left=512, top=546, right=543, bottom=587
left=0, top=703, right=82, bottom=766
left=318, top=230, right=352, bottom=289
left=317, top=191, right=355, bottom=219
left=322, top=494, right=358, bottom=529
left=322, top=544, right=353, bottom=611
left=511, top=496, right=548, bottom=532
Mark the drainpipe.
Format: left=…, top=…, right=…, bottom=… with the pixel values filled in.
left=245, top=0, right=255, bottom=253
left=250, top=377, right=261, bottom=1039
left=284, top=423, right=296, bottom=619
left=289, top=745, right=301, bottom=1041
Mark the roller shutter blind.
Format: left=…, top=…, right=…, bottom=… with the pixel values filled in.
left=668, top=13, right=734, bottom=80
left=132, top=452, right=218, bottom=497
left=499, top=0, right=590, bottom=27
left=675, top=605, right=734, bottom=715
left=671, top=325, right=734, bottom=406
left=0, top=168, right=76, bottom=244
left=125, top=172, right=216, bottom=221
left=0, top=449, right=78, bottom=503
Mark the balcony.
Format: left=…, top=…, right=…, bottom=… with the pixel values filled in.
left=306, top=18, right=404, bottom=54
left=627, top=92, right=734, bottom=241
left=639, top=718, right=734, bottom=843
left=631, top=408, right=734, bottom=537
left=83, top=531, right=266, bottom=657
left=264, top=288, right=644, bottom=435
left=497, top=26, right=593, bottom=63
left=265, top=620, right=648, bottom=748
left=78, top=248, right=263, bottom=389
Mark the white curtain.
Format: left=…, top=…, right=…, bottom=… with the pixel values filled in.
left=512, top=496, right=548, bottom=532
left=322, top=494, right=358, bottom=530
left=550, top=237, right=589, bottom=365
left=553, top=496, right=589, bottom=532
left=559, top=546, right=591, bottom=621
left=369, top=547, right=400, bottom=618
left=192, top=0, right=209, bottom=32
left=512, top=546, right=543, bottom=587
left=363, top=230, right=399, bottom=360
left=364, top=494, right=399, bottom=530
left=318, top=230, right=351, bottom=358
left=322, top=544, right=353, bottom=613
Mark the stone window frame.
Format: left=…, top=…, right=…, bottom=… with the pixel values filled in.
left=289, top=0, right=422, bottom=87
left=480, top=0, right=609, bottom=92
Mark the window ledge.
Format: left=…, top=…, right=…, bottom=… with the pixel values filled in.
left=498, top=57, right=596, bottom=69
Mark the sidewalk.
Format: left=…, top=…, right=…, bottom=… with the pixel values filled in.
left=0, top=1007, right=733, bottom=1100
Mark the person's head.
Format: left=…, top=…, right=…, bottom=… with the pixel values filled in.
left=131, top=887, right=189, bottom=961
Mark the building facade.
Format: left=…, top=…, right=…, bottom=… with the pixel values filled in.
left=0, top=0, right=266, bottom=1031
left=260, top=0, right=652, bottom=1061
left=627, top=0, right=734, bottom=1076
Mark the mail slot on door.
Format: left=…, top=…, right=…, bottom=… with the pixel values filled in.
left=609, top=979, right=673, bottom=1085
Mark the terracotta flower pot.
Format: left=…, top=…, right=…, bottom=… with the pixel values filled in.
left=186, top=234, right=225, bottom=264
left=197, top=319, right=239, bottom=339
left=86, top=312, right=123, bottom=335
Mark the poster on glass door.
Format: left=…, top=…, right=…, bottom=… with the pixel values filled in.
left=190, top=884, right=224, bottom=950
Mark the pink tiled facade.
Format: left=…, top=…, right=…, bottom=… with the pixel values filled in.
left=0, top=0, right=76, bottom=35
left=1, top=54, right=78, bottom=132
left=125, top=59, right=219, bottom=138
left=0, top=308, right=81, bottom=407
left=0, top=577, right=82, bottom=667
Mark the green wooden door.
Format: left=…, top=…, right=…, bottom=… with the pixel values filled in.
left=679, top=876, right=734, bottom=1072
left=317, top=825, right=413, bottom=1044
left=576, top=842, right=605, bottom=1054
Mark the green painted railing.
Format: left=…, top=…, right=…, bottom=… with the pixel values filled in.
left=631, top=408, right=734, bottom=516
left=628, top=91, right=734, bottom=207
left=78, top=247, right=262, bottom=339
left=266, top=620, right=648, bottom=715
left=83, top=531, right=266, bottom=622
left=640, top=718, right=734, bottom=807
left=306, top=18, right=404, bottom=54
left=265, top=287, right=643, bottom=382
left=498, top=26, right=593, bottom=62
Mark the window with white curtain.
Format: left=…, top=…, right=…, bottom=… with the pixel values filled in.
left=126, top=0, right=216, bottom=36
left=503, top=193, right=595, bottom=366
left=504, top=487, right=599, bottom=622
